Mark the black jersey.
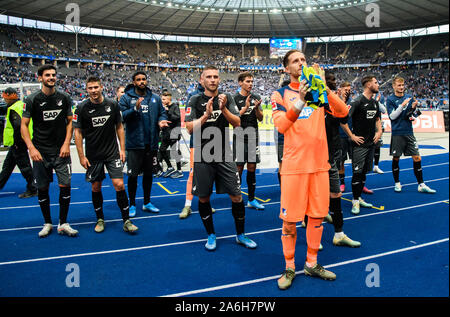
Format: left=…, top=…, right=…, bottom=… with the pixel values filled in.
left=185, top=92, right=240, bottom=162
left=348, top=94, right=381, bottom=147
left=233, top=92, right=261, bottom=131
left=73, top=97, right=122, bottom=162
left=325, top=112, right=342, bottom=160
left=23, top=90, right=73, bottom=155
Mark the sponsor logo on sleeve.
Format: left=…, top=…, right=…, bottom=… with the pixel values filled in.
left=271, top=100, right=278, bottom=111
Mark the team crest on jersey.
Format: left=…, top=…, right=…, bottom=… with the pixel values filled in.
left=131, top=99, right=137, bottom=105
left=105, top=106, right=111, bottom=113
left=206, top=110, right=222, bottom=122
left=298, top=106, right=314, bottom=120
left=92, top=115, right=110, bottom=127
left=57, top=100, right=63, bottom=107
left=43, top=109, right=62, bottom=121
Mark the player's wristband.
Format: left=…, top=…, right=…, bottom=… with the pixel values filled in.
left=294, top=99, right=306, bottom=111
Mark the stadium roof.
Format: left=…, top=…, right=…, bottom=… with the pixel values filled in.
left=0, top=0, right=448, bottom=38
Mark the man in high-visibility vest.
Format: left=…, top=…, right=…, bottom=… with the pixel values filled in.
left=0, top=88, right=37, bottom=198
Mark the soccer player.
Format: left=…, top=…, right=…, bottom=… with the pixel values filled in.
left=115, top=86, right=125, bottom=103
left=341, top=76, right=383, bottom=215
left=158, top=91, right=183, bottom=179
left=233, top=72, right=264, bottom=210
left=338, top=82, right=352, bottom=192
left=324, top=72, right=361, bottom=248
left=0, top=88, right=37, bottom=198
left=185, top=65, right=257, bottom=251
left=119, top=71, right=169, bottom=217
left=272, top=50, right=348, bottom=290
left=74, top=76, right=138, bottom=234
left=386, top=76, right=436, bottom=194
left=372, top=93, right=387, bottom=174
left=274, top=79, right=291, bottom=186
left=21, top=64, right=78, bottom=238
left=179, top=76, right=213, bottom=219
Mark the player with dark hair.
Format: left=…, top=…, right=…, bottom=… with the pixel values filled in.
left=158, top=91, right=183, bottom=179
left=341, top=75, right=383, bottom=215
left=0, top=88, right=37, bottom=198
left=338, top=81, right=352, bottom=192
left=372, top=93, right=386, bottom=174
left=233, top=72, right=264, bottom=210
left=119, top=71, right=169, bottom=217
left=115, top=86, right=125, bottom=103
left=21, top=64, right=77, bottom=237
left=185, top=65, right=257, bottom=251
left=386, top=76, right=436, bottom=194
left=74, top=76, right=138, bottom=233
left=323, top=71, right=361, bottom=247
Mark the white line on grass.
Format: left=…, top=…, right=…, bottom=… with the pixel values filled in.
left=0, top=199, right=447, bottom=266
left=161, top=238, right=449, bottom=297
left=0, top=177, right=448, bottom=231
left=0, top=162, right=447, bottom=211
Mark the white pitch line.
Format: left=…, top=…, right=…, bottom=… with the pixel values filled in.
left=0, top=199, right=447, bottom=266
left=0, top=176, right=448, bottom=231
left=0, top=161, right=447, bottom=211
left=161, top=238, right=449, bottom=297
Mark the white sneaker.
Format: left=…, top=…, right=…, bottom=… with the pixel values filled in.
left=394, top=182, right=402, bottom=192
left=351, top=200, right=360, bottom=215
left=38, top=223, right=53, bottom=238
left=373, top=166, right=384, bottom=174
left=57, top=223, right=79, bottom=237
left=418, top=183, right=436, bottom=194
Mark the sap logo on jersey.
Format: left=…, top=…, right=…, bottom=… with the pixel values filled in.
left=92, top=115, right=110, bottom=127
left=366, top=110, right=377, bottom=119
left=43, top=109, right=62, bottom=121
left=298, top=106, right=314, bottom=120
left=206, top=110, right=222, bottom=122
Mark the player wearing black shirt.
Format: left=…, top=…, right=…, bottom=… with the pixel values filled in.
left=341, top=75, right=382, bottom=215
left=324, top=72, right=360, bottom=247
left=157, top=91, right=183, bottom=178
left=233, top=72, right=264, bottom=210
left=21, top=64, right=77, bottom=238
left=74, top=77, right=138, bottom=234
left=185, top=66, right=257, bottom=251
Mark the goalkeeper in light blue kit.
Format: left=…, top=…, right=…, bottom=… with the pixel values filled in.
left=386, top=76, right=436, bottom=194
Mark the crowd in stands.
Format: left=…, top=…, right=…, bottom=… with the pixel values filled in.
left=0, top=25, right=448, bottom=109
